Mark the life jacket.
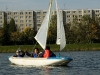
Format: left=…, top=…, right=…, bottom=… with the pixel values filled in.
left=43, top=49, right=50, bottom=58
left=33, top=54, right=38, bottom=58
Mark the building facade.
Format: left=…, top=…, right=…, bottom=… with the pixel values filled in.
left=0, top=11, right=5, bottom=27
left=0, top=9, right=100, bottom=31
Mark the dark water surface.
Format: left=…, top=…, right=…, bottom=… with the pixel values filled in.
left=0, top=51, right=100, bottom=75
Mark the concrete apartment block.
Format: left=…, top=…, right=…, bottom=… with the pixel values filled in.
left=0, top=9, right=100, bottom=31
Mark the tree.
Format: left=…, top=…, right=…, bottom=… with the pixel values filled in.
left=10, top=31, right=19, bottom=45
left=48, top=15, right=57, bottom=44
left=0, top=28, right=4, bottom=45
left=20, top=27, right=36, bottom=45
left=9, top=18, right=17, bottom=33
left=2, top=19, right=10, bottom=45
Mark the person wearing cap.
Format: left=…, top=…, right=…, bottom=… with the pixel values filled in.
left=13, top=50, right=25, bottom=57
left=25, top=48, right=40, bottom=58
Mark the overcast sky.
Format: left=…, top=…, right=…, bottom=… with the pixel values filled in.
left=0, top=0, right=100, bottom=11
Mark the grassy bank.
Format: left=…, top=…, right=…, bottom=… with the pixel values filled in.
left=0, top=43, right=100, bottom=53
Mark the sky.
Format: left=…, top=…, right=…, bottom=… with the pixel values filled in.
left=0, top=0, right=100, bottom=11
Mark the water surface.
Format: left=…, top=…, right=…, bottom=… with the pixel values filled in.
left=0, top=51, right=100, bottom=75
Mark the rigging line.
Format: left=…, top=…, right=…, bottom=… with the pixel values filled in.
left=32, top=42, right=38, bottom=52
left=18, top=45, right=22, bottom=50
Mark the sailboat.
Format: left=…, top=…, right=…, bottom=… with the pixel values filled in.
left=9, top=0, right=72, bottom=66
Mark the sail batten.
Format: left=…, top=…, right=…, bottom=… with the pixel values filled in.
left=34, top=0, right=53, bottom=50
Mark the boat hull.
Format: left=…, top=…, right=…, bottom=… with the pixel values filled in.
left=9, top=56, right=72, bottom=66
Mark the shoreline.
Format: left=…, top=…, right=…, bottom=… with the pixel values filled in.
left=0, top=43, right=100, bottom=53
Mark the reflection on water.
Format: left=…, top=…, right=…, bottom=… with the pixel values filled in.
left=0, top=51, right=100, bottom=75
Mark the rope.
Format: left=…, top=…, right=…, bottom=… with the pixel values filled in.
left=32, top=42, right=37, bottom=52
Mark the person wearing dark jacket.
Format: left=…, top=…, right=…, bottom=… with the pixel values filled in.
left=13, top=50, right=25, bottom=57
left=25, top=48, right=39, bottom=58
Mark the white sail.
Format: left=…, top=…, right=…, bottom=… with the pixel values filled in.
left=34, top=0, right=53, bottom=50
left=55, top=0, right=66, bottom=50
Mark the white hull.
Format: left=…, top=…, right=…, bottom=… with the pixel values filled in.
left=9, top=56, right=72, bottom=66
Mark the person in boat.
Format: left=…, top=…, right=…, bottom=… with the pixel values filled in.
left=39, top=46, right=56, bottom=58
left=13, top=50, right=25, bottom=57
left=25, top=48, right=40, bottom=58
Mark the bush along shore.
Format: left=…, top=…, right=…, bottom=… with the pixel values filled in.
left=0, top=43, right=100, bottom=53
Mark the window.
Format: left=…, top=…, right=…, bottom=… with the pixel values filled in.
left=38, top=24, right=41, bottom=26
left=20, top=24, right=23, bottom=26
left=0, top=21, right=2, bottom=23
left=37, top=12, right=41, bottom=14
left=79, top=19, right=81, bottom=21
left=26, top=24, right=28, bottom=26
left=8, top=16, right=11, bottom=19
left=20, top=16, right=23, bottom=18
left=26, top=16, right=28, bottom=18
left=29, top=24, right=32, bottom=26
left=14, top=12, right=17, bottom=15
left=68, top=19, right=70, bottom=22
left=20, top=12, right=23, bottom=15
left=0, top=24, right=2, bottom=27
left=38, top=28, right=40, bottom=30
left=15, top=24, right=18, bottom=27
left=26, top=20, right=28, bottom=22
left=43, top=12, right=46, bottom=14
left=67, top=11, right=70, bottom=13
left=84, top=11, right=86, bottom=13
left=88, top=10, right=90, bottom=13
left=21, top=28, right=24, bottom=31
left=73, top=11, right=76, bottom=13
left=37, top=20, right=41, bottom=22
left=8, top=12, right=11, bottom=15
left=37, top=16, right=41, bottom=18
left=79, top=15, right=82, bottom=17
left=15, top=20, right=18, bottom=22
left=0, top=16, right=2, bottom=19
left=29, top=12, right=32, bottom=14
left=20, top=20, right=23, bottom=23
left=29, top=16, right=32, bottom=18
left=79, top=11, right=82, bottom=13
left=96, top=10, right=99, bottom=12
left=43, top=16, right=45, bottom=18
left=14, top=16, right=18, bottom=19
left=29, top=20, right=32, bottom=22
left=0, top=12, right=2, bottom=15
left=67, top=15, right=70, bottom=18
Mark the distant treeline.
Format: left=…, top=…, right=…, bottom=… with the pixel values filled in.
left=0, top=15, right=100, bottom=45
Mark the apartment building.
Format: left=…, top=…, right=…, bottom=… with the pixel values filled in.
left=0, top=11, right=5, bottom=27
left=35, top=10, right=47, bottom=30
left=64, top=9, right=93, bottom=24
left=0, top=10, right=34, bottom=31
left=0, top=9, right=100, bottom=31
left=93, top=9, right=100, bottom=17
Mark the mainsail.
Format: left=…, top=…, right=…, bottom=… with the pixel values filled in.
left=34, top=0, right=53, bottom=50
left=55, top=0, right=66, bottom=50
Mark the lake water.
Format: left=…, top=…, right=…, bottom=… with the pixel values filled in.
left=0, top=51, right=100, bottom=75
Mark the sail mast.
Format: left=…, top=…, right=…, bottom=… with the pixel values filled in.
left=34, top=0, right=53, bottom=50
